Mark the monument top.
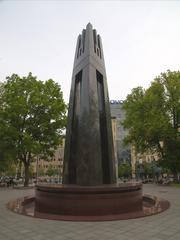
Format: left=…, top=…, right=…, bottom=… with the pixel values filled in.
left=73, top=22, right=105, bottom=69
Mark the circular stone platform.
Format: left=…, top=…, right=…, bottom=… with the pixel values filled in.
left=7, top=183, right=170, bottom=221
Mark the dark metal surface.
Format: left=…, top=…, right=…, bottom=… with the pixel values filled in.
left=63, top=23, right=116, bottom=185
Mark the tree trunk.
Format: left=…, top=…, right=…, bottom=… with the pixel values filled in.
left=24, top=163, right=29, bottom=187
left=17, top=161, right=22, bottom=179
left=174, top=172, right=179, bottom=182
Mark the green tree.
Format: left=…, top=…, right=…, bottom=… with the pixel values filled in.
left=5, top=164, right=17, bottom=177
left=118, top=163, right=132, bottom=179
left=143, top=162, right=152, bottom=178
left=0, top=82, right=14, bottom=174
left=46, top=164, right=59, bottom=177
left=38, top=166, right=45, bottom=176
left=0, top=73, right=67, bottom=186
left=123, top=70, right=180, bottom=177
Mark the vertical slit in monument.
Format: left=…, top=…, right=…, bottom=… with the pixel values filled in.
left=69, top=70, right=82, bottom=183
left=82, top=29, right=86, bottom=52
left=93, top=29, right=97, bottom=53
left=96, top=70, right=110, bottom=183
left=77, top=37, right=81, bottom=59
left=97, top=35, right=102, bottom=59
left=97, top=48, right=99, bottom=57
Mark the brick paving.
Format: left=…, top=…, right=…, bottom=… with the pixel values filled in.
left=0, top=184, right=180, bottom=240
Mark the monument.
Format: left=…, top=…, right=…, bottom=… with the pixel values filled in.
left=7, top=23, right=170, bottom=221
left=34, top=23, right=143, bottom=220
left=63, top=22, right=116, bottom=186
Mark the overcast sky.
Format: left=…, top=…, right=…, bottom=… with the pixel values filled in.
left=0, top=0, right=180, bottom=102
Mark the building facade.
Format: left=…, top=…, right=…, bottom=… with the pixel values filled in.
left=110, top=100, right=131, bottom=165
left=131, top=146, right=161, bottom=178
left=31, top=139, right=65, bottom=178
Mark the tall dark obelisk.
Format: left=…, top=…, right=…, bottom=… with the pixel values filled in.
left=35, top=23, right=146, bottom=221
left=63, top=23, right=116, bottom=185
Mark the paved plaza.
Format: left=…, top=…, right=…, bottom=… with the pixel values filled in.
left=0, top=184, right=180, bottom=240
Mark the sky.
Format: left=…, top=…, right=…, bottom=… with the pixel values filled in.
left=0, top=0, right=180, bottom=102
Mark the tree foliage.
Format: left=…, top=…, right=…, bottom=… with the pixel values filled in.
left=38, top=166, right=45, bottom=176
left=118, top=163, right=132, bottom=178
left=123, top=70, right=180, bottom=175
left=46, top=164, right=59, bottom=177
left=0, top=73, right=67, bottom=185
left=135, top=161, right=161, bottom=179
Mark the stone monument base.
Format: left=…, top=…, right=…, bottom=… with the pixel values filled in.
left=7, top=182, right=170, bottom=221
left=35, top=183, right=142, bottom=217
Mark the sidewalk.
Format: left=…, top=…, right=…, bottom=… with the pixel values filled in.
left=0, top=184, right=180, bottom=240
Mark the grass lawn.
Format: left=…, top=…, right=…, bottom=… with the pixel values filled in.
left=169, top=182, right=180, bottom=188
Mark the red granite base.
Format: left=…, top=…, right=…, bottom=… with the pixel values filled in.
left=7, top=183, right=170, bottom=221
left=35, top=183, right=143, bottom=217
